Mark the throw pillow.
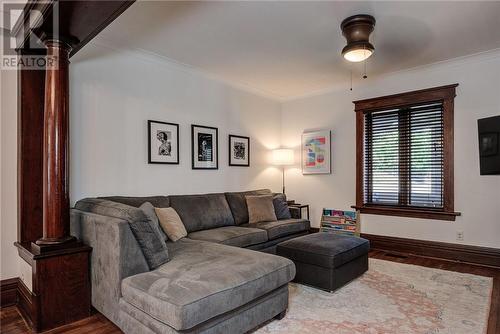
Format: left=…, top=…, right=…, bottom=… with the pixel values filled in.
left=139, top=202, right=168, bottom=242
left=246, top=195, right=277, bottom=224
left=273, top=193, right=292, bottom=220
left=155, top=207, right=188, bottom=242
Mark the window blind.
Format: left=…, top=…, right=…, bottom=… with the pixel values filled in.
left=364, top=102, right=444, bottom=209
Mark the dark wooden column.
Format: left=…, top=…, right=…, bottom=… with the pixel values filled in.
left=12, top=1, right=136, bottom=331
left=36, top=39, right=75, bottom=246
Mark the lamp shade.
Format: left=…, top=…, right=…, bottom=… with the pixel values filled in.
left=272, top=148, right=294, bottom=166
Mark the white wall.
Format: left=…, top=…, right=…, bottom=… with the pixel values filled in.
left=281, top=50, right=500, bottom=248
left=69, top=42, right=283, bottom=202
left=0, top=54, right=33, bottom=286
left=0, top=67, right=19, bottom=280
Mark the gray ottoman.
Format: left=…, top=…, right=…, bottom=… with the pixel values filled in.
left=276, top=233, right=370, bottom=292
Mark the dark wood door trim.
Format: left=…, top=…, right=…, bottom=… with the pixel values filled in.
left=353, top=84, right=459, bottom=112
left=353, top=84, right=459, bottom=221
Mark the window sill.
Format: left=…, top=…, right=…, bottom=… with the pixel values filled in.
left=351, top=205, right=461, bottom=221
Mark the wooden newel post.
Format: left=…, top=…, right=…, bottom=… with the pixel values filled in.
left=36, top=39, right=75, bottom=246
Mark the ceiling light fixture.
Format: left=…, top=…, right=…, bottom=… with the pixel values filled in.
left=341, top=14, right=376, bottom=62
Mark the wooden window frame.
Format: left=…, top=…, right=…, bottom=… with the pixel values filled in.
left=353, top=84, right=461, bottom=221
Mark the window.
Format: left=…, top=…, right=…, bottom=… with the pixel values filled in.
left=354, top=85, right=461, bottom=221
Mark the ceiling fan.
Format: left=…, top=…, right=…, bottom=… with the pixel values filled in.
left=341, top=14, right=376, bottom=62
left=340, top=14, right=376, bottom=89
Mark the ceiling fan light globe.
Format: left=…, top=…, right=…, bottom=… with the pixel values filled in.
left=343, top=48, right=373, bottom=62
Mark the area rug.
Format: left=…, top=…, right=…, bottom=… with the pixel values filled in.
left=256, top=258, right=492, bottom=334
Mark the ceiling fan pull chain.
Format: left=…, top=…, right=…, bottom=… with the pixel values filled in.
left=350, top=66, right=353, bottom=91
left=363, top=45, right=368, bottom=79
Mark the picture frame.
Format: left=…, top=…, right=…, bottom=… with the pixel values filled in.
left=191, top=124, right=218, bottom=169
left=228, top=134, right=250, bottom=167
left=148, top=120, right=179, bottom=164
left=479, top=132, right=498, bottom=157
left=301, top=130, right=331, bottom=174
left=478, top=116, right=500, bottom=175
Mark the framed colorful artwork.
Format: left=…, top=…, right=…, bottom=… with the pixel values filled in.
left=301, top=130, right=331, bottom=174
left=148, top=120, right=179, bottom=164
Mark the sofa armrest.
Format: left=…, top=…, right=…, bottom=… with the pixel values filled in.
left=70, top=209, right=149, bottom=324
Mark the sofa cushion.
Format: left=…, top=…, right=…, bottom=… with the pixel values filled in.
left=277, top=233, right=370, bottom=268
left=75, top=198, right=169, bottom=269
left=121, top=238, right=295, bottom=331
left=155, top=207, right=187, bottom=242
left=169, top=193, right=234, bottom=232
left=246, top=195, right=277, bottom=224
left=139, top=202, right=168, bottom=242
left=99, top=196, right=170, bottom=208
left=187, top=226, right=268, bottom=247
left=243, top=218, right=310, bottom=240
left=128, top=219, right=170, bottom=270
left=273, top=193, right=291, bottom=220
left=225, top=189, right=272, bottom=225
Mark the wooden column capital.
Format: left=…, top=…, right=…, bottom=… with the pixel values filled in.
left=35, top=38, right=75, bottom=246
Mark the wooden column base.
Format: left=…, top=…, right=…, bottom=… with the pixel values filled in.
left=33, top=235, right=76, bottom=249
left=14, top=241, right=92, bottom=332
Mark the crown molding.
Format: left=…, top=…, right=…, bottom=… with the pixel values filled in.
left=85, top=36, right=286, bottom=102
left=81, top=36, right=500, bottom=104
left=282, top=47, right=500, bottom=102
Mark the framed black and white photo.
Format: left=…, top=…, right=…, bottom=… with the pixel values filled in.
left=191, top=124, right=218, bottom=169
left=229, top=135, right=250, bottom=167
left=148, top=120, right=179, bottom=164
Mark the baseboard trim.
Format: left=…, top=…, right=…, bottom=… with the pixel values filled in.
left=17, top=278, right=36, bottom=329
left=1, top=278, right=19, bottom=307
left=361, top=233, right=500, bottom=268
left=1, top=277, right=37, bottom=329
left=309, top=229, right=500, bottom=268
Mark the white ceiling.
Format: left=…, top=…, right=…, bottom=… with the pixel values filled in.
left=96, top=1, right=500, bottom=99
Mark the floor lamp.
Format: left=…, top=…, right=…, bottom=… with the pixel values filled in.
left=272, top=148, right=294, bottom=194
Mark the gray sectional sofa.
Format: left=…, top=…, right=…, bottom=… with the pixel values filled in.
left=70, top=189, right=310, bottom=334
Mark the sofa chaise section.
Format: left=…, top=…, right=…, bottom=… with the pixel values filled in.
left=118, top=286, right=288, bottom=334
left=121, top=238, right=294, bottom=331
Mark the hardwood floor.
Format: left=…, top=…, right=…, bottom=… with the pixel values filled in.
left=1, top=250, right=499, bottom=334
left=0, top=306, right=121, bottom=334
